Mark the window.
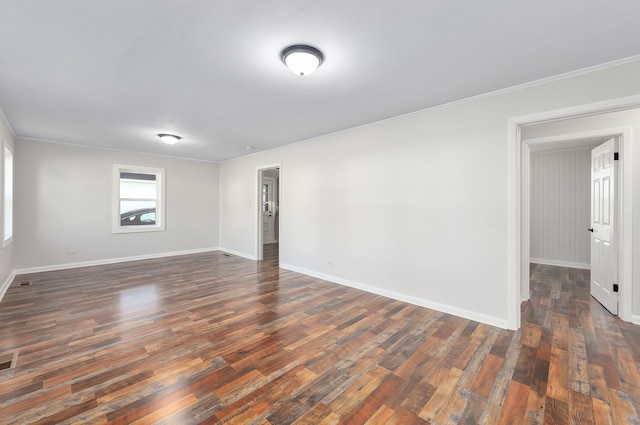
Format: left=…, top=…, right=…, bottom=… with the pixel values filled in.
left=3, top=143, right=12, bottom=247
left=262, top=182, right=270, bottom=212
left=113, top=165, right=165, bottom=233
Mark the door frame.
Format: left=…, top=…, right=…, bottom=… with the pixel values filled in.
left=508, top=95, right=640, bottom=329
left=256, top=164, right=281, bottom=261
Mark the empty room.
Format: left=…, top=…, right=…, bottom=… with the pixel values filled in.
left=1, top=1, right=640, bottom=424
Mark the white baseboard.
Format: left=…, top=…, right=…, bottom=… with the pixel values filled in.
left=14, top=247, right=222, bottom=275
left=218, top=248, right=257, bottom=261
left=0, top=270, right=16, bottom=303
left=279, top=263, right=512, bottom=330
left=632, top=315, right=640, bottom=326
left=530, top=258, right=590, bottom=270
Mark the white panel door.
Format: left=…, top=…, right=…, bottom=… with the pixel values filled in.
left=590, top=138, right=617, bottom=314
left=262, top=177, right=276, bottom=244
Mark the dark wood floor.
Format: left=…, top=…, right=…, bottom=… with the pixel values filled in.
left=0, top=254, right=638, bottom=424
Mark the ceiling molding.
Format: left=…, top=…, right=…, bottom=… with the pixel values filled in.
left=17, top=135, right=220, bottom=164
left=0, top=108, right=16, bottom=138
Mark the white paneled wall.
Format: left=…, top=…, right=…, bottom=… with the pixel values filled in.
left=530, top=148, right=591, bottom=268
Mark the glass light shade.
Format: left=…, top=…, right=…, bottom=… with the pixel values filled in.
left=285, top=51, right=320, bottom=76
left=158, top=134, right=181, bottom=145
left=281, top=45, right=323, bottom=76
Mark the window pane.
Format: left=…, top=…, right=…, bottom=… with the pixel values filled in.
left=120, top=177, right=157, bottom=199
left=120, top=200, right=156, bottom=215
left=120, top=201, right=156, bottom=226
left=120, top=172, right=156, bottom=181
left=4, top=147, right=12, bottom=241
left=262, top=184, right=269, bottom=212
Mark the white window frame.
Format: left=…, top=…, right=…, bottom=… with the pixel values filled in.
left=2, top=142, right=12, bottom=247
left=113, top=164, right=165, bottom=234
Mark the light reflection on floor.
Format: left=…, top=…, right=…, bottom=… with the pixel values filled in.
left=119, top=285, right=159, bottom=314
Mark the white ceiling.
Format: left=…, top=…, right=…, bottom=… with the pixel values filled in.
left=1, top=1, right=639, bottom=162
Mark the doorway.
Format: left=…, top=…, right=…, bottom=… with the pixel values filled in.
left=257, top=166, right=280, bottom=263
left=508, top=99, right=638, bottom=329
left=526, top=134, right=619, bottom=316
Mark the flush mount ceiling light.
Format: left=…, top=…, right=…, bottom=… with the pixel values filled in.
left=281, top=45, right=323, bottom=76
left=157, top=134, right=181, bottom=145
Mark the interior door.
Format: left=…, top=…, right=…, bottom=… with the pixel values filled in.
left=262, top=177, right=276, bottom=244
left=590, top=138, right=618, bottom=314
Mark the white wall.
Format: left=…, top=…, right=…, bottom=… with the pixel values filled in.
left=530, top=149, right=591, bottom=268
left=15, top=139, right=219, bottom=270
left=0, top=116, right=15, bottom=297
left=220, top=59, right=640, bottom=329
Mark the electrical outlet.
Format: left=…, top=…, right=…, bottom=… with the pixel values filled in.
left=327, top=261, right=334, bottom=267
left=66, top=250, right=77, bottom=255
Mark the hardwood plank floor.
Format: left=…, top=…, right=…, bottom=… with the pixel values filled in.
left=0, top=256, right=638, bottom=424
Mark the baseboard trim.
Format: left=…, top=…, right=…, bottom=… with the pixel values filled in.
left=0, top=270, right=16, bottom=303
left=279, top=263, right=512, bottom=330
left=632, top=315, right=640, bottom=326
left=530, top=258, right=590, bottom=270
left=218, top=248, right=257, bottom=261
left=14, top=247, right=222, bottom=275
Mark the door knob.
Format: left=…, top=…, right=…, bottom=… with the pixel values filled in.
left=587, top=228, right=594, bottom=232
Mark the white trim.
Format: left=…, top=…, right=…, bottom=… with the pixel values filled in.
left=632, top=315, right=640, bottom=326
left=524, top=132, right=624, bottom=148
left=509, top=95, right=640, bottom=328
left=280, top=263, right=511, bottom=329
left=530, top=258, right=590, bottom=270
left=218, top=248, right=257, bottom=261
left=507, top=117, right=521, bottom=329
left=520, top=138, right=530, bottom=302
left=511, top=94, right=640, bottom=125
left=14, top=247, right=220, bottom=275
left=0, top=270, right=16, bottom=302
left=18, top=135, right=220, bottom=164
left=0, top=108, right=16, bottom=138
left=619, top=130, right=633, bottom=323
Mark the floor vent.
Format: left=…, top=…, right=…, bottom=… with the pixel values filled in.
left=0, top=351, right=18, bottom=378
left=223, top=254, right=231, bottom=257
left=19, top=280, right=32, bottom=287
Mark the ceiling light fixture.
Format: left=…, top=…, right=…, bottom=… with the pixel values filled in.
left=157, top=133, right=181, bottom=145
left=281, top=45, right=323, bottom=76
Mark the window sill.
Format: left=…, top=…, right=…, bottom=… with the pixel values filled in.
left=112, top=225, right=165, bottom=234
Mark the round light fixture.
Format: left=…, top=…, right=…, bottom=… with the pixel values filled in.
left=158, top=134, right=181, bottom=145
left=281, top=45, right=323, bottom=76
